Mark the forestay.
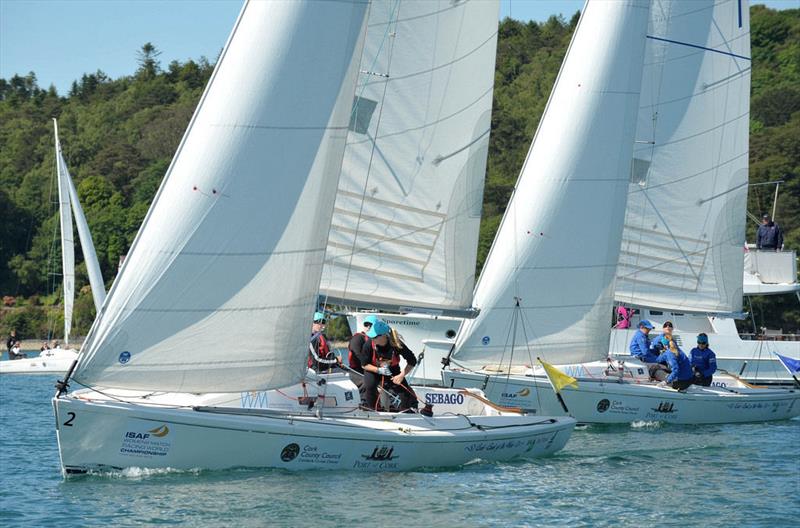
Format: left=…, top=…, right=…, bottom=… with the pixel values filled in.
left=73, top=0, right=369, bottom=392
left=319, top=0, right=500, bottom=312
left=54, top=119, right=107, bottom=313
left=454, top=0, right=651, bottom=366
left=55, top=122, right=75, bottom=345
left=614, top=0, right=750, bottom=314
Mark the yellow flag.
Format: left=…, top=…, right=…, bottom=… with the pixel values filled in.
left=538, top=358, right=578, bottom=393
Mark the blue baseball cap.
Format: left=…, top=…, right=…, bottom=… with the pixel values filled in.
left=366, top=320, right=391, bottom=338
left=363, top=314, right=380, bottom=327
left=313, top=311, right=326, bottom=323
left=639, top=319, right=654, bottom=329
left=697, top=333, right=709, bottom=344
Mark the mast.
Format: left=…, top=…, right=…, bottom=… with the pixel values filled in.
left=54, top=119, right=75, bottom=345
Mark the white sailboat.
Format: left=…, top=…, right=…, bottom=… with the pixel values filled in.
left=443, top=0, right=800, bottom=424
left=1, top=119, right=107, bottom=375
left=53, top=0, right=575, bottom=476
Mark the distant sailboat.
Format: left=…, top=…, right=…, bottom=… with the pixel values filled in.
left=443, top=0, right=800, bottom=424
left=1, top=119, right=106, bottom=374
left=53, top=0, right=575, bottom=476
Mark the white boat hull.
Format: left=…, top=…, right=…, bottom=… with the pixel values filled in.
left=443, top=370, right=800, bottom=424
left=0, top=349, right=77, bottom=374
left=53, top=381, right=575, bottom=475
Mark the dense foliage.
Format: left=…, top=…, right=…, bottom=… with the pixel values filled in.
left=1, top=6, right=797, bottom=340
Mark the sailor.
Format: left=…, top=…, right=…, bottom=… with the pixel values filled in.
left=756, top=213, right=784, bottom=251
left=347, top=315, right=379, bottom=397
left=629, top=320, right=667, bottom=380
left=6, top=329, right=20, bottom=360
left=651, top=321, right=674, bottom=351
left=308, top=311, right=338, bottom=373
left=690, top=333, right=717, bottom=386
left=357, top=320, right=418, bottom=412
left=656, top=336, right=693, bottom=390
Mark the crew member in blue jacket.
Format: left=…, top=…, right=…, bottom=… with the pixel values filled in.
left=629, top=320, right=668, bottom=380
left=756, top=213, right=784, bottom=251
left=656, top=336, right=693, bottom=390
left=690, top=333, right=716, bottom=386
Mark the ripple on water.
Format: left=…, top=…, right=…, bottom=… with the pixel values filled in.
left=0, top=375, right=798, bottom=527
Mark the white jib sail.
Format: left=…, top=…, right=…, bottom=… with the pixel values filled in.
left=53, top=119, right=107, bottom=313
left=319, top=0, right=500, bottom=312
left=55, top=120, right=75, bottom=345
left=454, top=0, right=651, bottom=367
left=614, top=0, right=750, bottom=314
left=73, top=0, right=369, bottom=393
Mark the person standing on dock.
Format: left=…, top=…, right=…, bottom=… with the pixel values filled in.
left=690, top=333, right=716, bottom=386
left=6, top=329, right=22, bottom=360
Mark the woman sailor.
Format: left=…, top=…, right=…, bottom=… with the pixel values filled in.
left=656, top=336, right=694, bottom=390
left=357, top=320, right=418, bottom=412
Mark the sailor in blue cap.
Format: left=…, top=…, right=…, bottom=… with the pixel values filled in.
left=346, top=314, right=380, bottom=401
left=690, top=333, right=717, bottom=386
left=629, top=319, right=669, bottom=380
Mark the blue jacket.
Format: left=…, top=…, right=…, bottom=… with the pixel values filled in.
left=690, top=347, right=717, bottom=377
left=630, top=330, right=659, bottom=363
left=657, top=349, right=693, bottom=383
left=756, top=222, right=783, bottom=249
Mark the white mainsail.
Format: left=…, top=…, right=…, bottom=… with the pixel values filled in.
left=453, top=0, right=651, bottom=366
left=73, top=0, right=369, bottom=392
left=319, top=0, right=500, bottom=313
left=614, top=0, right=750, bottom=314
left=53, top=119, right=107, bottom=314
left=55, top=122, right=75, bottom=345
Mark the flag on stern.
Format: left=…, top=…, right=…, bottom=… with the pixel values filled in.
left=538, top=358, right=578, bottom=393
left=774, top=353, right=800, bottom=375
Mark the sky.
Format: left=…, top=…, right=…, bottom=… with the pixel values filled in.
left=1, top=0, right=796, bottom=95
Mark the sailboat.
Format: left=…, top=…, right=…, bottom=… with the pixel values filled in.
left=1, top=119, right=106, bottom=374
left=443, top=0, right=800, bottom=424
left=53, top=0, right=575, bottom=476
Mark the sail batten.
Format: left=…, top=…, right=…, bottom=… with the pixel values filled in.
left=454, top=0, right=652, bottom=366
left=319, top=0, right=501, bottom=312
left=615, top=0, right=750, bottom=314
left=73, top=0, right=370, bottom=393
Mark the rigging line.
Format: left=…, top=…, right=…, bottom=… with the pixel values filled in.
left=641, top=190, right=701, bottom=281
left=516, top=297, right=543, bottom=412
left=340, top=0, right=401, bottom=302
left=645, top=35, right=751, bottom=61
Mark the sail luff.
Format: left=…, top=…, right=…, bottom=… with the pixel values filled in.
left=614, top=0, right=750, bottom=314
left=72, top=0, right=370, bottom=393
left=54, top=119, right=75, bottom=345
left=454, top=0, right=652, bottom=366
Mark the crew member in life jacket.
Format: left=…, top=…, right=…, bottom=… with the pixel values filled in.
left=690, top=333, right=716, bottom=386
left=308, top=311, right=339, bottom=373
left=347, top=315, right=379, bottom=397
left=357, top=320, right=418, bottom=412
left=655, top=336, right=694, bottom=390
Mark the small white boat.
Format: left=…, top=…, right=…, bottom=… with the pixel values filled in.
left=55, top=372, right=574, bottom=474
left=1, top=119, right=106, bottom=376
left=443, top=362, right=800, bottom=424
left=1, top=347, right=79, bottom=374
left=54, top=0, right=575, bottom=477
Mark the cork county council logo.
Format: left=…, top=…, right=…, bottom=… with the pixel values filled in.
left=281, top=443, right=300, bottom=462
left=597, top=399, right=611, bottom=413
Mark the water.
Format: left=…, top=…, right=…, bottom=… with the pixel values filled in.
left=1, top=374, right=798, bottom=527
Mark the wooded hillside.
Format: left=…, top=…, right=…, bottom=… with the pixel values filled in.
left=1, top=5, right=797, bottom=338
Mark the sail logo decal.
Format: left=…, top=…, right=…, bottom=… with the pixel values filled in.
left=148, top=425, right=170, bottom=437
left=482, top=336, right=490, bottom=345
left=651, top=402, right=676, bottom=413
left=118, top=351, right=131, bottom=364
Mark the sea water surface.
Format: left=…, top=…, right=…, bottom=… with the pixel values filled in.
left=1, top=372, right=798, bottom=527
